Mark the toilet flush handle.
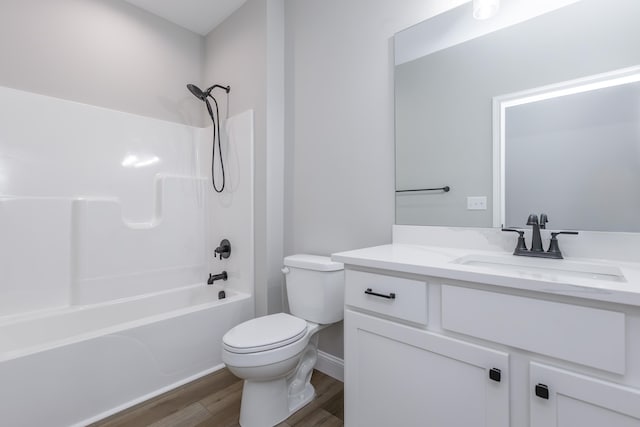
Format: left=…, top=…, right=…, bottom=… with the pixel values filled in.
left=281, top=267, right=290, bottom=274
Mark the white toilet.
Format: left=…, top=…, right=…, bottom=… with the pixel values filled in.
left=222, top=254, right=344, bottom=427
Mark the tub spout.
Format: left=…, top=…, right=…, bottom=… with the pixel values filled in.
left=208, top=271, right=228, bottom=285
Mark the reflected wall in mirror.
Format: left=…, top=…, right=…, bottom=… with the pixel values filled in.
left=495, top=67, right=640, bottom=232
left=395, top=0, right=640, bottom=231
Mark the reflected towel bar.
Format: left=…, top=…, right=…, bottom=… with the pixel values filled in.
left=396, top=186, right=450, bottom=193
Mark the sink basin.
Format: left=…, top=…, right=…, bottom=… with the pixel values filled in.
left=452, top=254, right=626, bottom=282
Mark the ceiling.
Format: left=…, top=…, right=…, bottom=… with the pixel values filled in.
left=123, top=0, right=247, bottom=36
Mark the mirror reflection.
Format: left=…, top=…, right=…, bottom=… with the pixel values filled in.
left=394, top=0, right=640, bottom=231
left=496, top=69, right=640, bottom=232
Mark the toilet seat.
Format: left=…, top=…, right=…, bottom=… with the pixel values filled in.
left=223, top=313, right=308, bottom=354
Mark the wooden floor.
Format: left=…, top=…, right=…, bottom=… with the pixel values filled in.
left=91, top=369, right=344, bottom=427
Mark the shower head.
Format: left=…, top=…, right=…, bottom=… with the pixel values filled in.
left=187, top=81, right=231, bottom=193
left=187, top=84, right=207, bottom=101
left=187, top=83, right=231, bottom=102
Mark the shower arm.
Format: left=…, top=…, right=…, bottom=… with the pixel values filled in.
left=207, top=84, right=231, bottom=95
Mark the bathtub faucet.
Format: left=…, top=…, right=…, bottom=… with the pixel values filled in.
left=208, top=271, right=228, bottom=285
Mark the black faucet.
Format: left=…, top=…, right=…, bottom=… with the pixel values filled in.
left=527, top=214, right=546, bottom=253
left=502, top=213, right=578, bottom=259
left=208, top=271, right=228, bottom=284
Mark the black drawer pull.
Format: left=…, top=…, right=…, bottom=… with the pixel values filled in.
left=535, top=383, right=549, bottom=400
left=489, top=368, right=501, bottom=382
left=364, top=288, right=396, bottom=299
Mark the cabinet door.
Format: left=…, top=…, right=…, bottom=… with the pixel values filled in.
left=344, top=310, right=509, bottom=427
left=531, top=362, right=640, bottom=427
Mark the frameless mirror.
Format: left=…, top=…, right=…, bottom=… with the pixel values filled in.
left=394, top=0, right=640, bottom=231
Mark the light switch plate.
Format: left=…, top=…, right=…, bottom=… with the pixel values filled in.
left=467, top=196, right=487, bottom=210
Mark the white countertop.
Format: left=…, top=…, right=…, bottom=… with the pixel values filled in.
left=332, top=244, right=640, bottom=307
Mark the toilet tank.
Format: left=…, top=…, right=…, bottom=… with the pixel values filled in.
left=283, top=254, right=344, bottom=324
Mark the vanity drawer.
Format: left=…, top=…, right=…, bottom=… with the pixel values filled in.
left=441, top=285, right=625, bottom=374
left=345, top=270, right=427, bottom=325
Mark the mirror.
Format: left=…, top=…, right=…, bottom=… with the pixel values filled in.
left=495, top=67, right=640, bottom=232
left=395, top=0, right=640, bottom=231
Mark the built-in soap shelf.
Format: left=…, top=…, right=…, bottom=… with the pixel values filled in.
left=0, top=175, right=209, bottom=316
left=74, top=174, right=208, bottom=230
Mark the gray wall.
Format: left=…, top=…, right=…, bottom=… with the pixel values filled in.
left=0, top=0, right=204, bottom=126
left=205, top=0, right=286, bottom=317
left=283, top=0, right=466, bottom=358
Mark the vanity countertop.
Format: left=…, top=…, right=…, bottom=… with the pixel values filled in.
left=332, top=244, right=640, bottom=307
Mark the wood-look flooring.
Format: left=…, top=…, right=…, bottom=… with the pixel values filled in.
left=91, top=369, right=344, bottom=427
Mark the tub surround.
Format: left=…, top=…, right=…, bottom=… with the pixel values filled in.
left=72, top=175, right=209, bottom=305
left=0, top=86, right=206, bottom=315
left=0, top=87, right=255, bottom=313
left=1, top=175, right=210, bottom=313
left=335, top=225, right=640, bottom=426
left=0, top=88, right=255, bottom=426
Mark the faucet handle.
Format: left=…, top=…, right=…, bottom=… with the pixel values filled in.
left=502, top=228, right=528, bottom=253
left=550, top=231, right=579, bottom=237
left=539, top=213, right=548, bottom=229
left=502, top=228, right=524, bottom=236
left=548, top=231, right=579, bottom=258
left=214, top=239, right=231, bottom=260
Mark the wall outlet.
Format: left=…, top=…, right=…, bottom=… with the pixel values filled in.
left=467, top=196, right=487, bottom=210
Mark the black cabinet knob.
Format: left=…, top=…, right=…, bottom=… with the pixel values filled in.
left=535, top=383, right=549, bottom=400
left=489, top=368, right=501, bottom=382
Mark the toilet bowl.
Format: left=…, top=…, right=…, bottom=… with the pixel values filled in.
left=222, top=314, right=324, bottom=427
left=222, top=254, right=344, bottom=427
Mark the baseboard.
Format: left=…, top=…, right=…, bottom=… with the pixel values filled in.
left=315, top=350, right=344, bottom=382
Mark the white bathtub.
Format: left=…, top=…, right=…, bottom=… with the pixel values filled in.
left=0, top=284, right=253, bottom=427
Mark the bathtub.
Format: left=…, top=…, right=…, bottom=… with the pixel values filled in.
left=0, top=284, right=253, bottom=427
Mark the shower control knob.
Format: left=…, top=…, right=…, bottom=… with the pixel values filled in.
left=214, top=239, right=231, bottom=260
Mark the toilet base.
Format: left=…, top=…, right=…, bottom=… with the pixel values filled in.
left=288, top=381, right=315, bottom=414
left=238, top=379, right=315, bottom=427
left=238, top=337, right=319, bottom=427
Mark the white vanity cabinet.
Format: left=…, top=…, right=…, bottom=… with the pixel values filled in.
left=344, top=270, right=509, bottom=427
left=345, top=310, right=509, bottom=427
left=342, top=267, right=640, bottom=427
left=530, top=362, right=640, bottom=427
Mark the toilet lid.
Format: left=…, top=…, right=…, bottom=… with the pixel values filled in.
left=223, top=313, right=308, bottom=354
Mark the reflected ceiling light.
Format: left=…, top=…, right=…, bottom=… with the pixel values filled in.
left=121, top=154, right=160, bottom=168
left=501, top=70, right=640, bottom=108
left=473, top=0, right=500, bottom=20
left=121, top=155, right=139, bottom=167
left=133, top=156, right=160, bottom=168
